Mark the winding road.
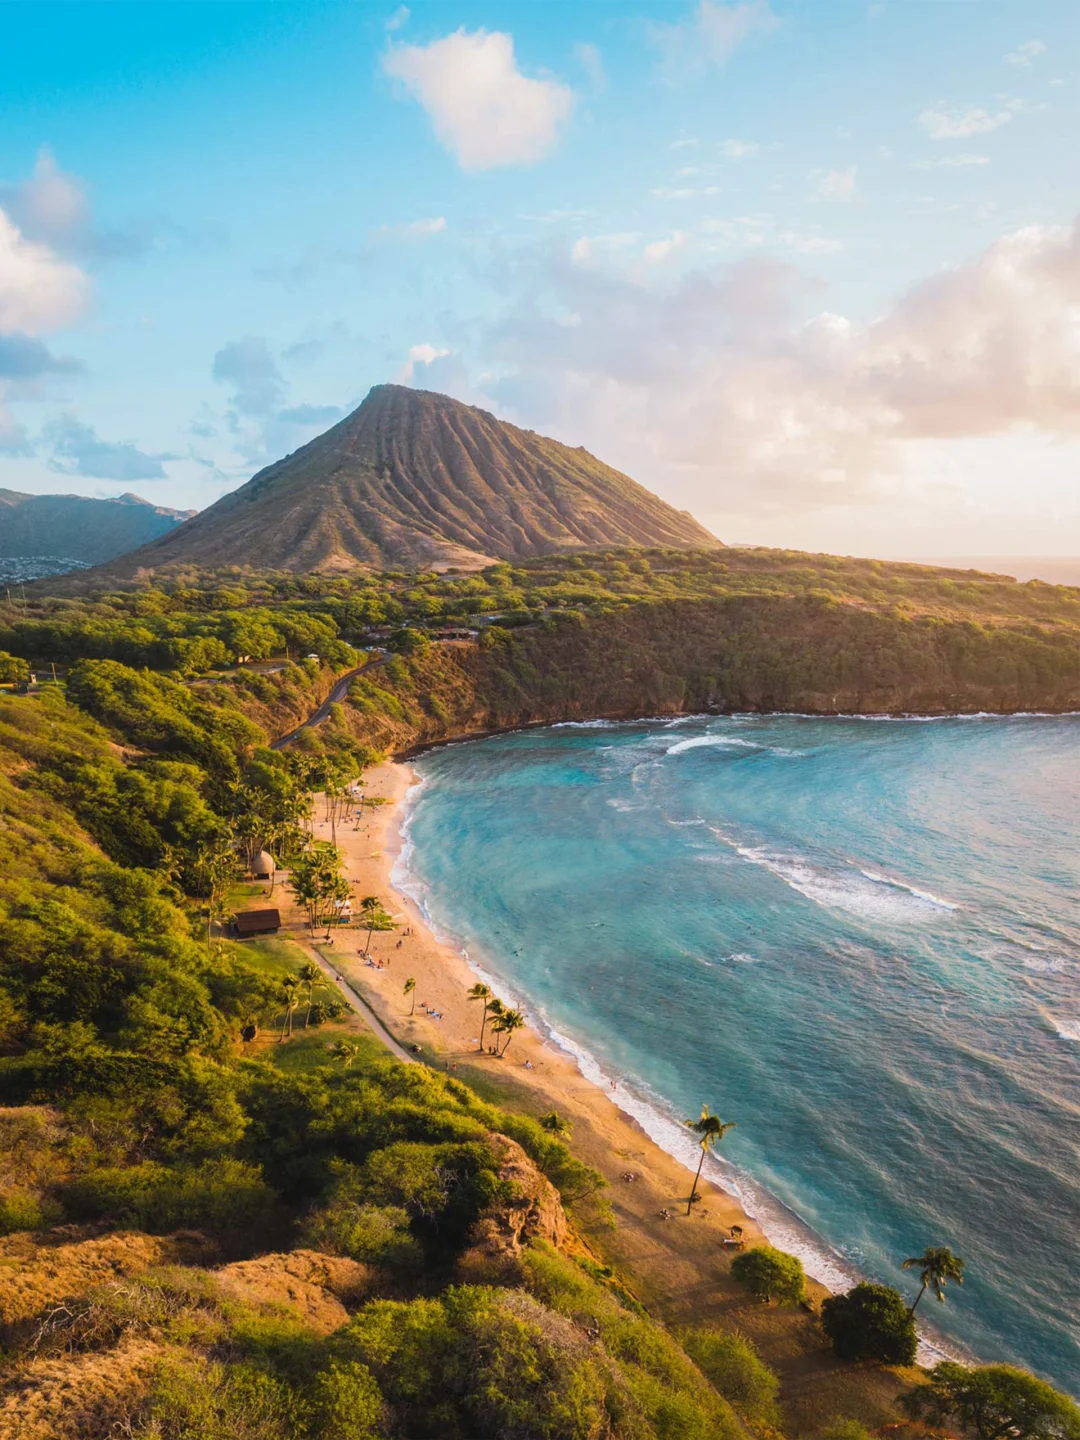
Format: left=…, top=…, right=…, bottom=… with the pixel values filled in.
left=270, top=658, right=385, bottom=750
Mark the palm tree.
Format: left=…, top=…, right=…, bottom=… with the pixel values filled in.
left=278, top=977, right=300, bottom=1042
left=403, top=977, right=417, bottom=1014
left=540, top=1111, right=572, bottom=1138
left=328, top=1039, right=359, bottom=1068
left=492, top=1008, right=524, bottom=1057
left=298, top=960, right=323, bottom=1027
left=467, top=982, right=493, bottom=1050
left=902, top=1246, right=965, bottom=1318
left=684, top=1105, right=736, bottom=1216
left=359, top=895, right=382, bottom=955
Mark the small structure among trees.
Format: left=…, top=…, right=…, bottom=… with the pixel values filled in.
left=233, top=908, right=281, bottom=937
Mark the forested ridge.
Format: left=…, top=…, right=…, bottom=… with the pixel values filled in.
left=1, top=546, right=1079, bottom=1437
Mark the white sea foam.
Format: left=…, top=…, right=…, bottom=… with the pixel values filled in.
left=665, top=733, right=806, bottom=758
left=666, top=735, right=761, bottom=755
left=607, top=797, right=646, bottom=812
left=858, top=868, right=959, bottom=911
left=551, top=718, right=618, bottom=729
left=1022, top=954, right=1068, bottom=974
left=719, top=834, right=956, bottom=922
left=1052, top=1018, right=1080, bottom=1042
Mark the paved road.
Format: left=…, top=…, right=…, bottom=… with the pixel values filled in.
left=271, top=659, right=384, bottom=750
left=303, top=940, right=416, bottom=1063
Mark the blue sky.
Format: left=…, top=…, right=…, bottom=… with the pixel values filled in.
left=2, top=0, right=1079, bottom=557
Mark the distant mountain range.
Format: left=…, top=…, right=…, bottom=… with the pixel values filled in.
left=0, top=490, right=195, bottom=573
left=77, top=385, right=720, bottom=579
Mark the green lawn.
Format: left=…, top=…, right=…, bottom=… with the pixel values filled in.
left=225, top=933, right=312, bottom=977
left=266, top=1023, right=386, bottom=1074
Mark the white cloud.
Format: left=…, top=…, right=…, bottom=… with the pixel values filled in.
left=913, top=154, right=989, bottom=170
left=396, top=342, right=450, bottom=384
left=383, top=29, right=572, bottom=170
left=480, top=214, right=1080, bottom=523
left=651, top=1, right=778, bottom=77
left=643, top=232, right=687, bottom=263
left=917, top=106, right=1012, bottom=139
left=385, top=6, right=409, bottom=33
left=721, top=138, right=759, bottom=159
left=572, top=232, right=640, bottom=263
left=0, top=208, right=88, bottom=335
left=1006, top=39, right=1046, bottom=68
left=670, top=137, right=700, bottom=151
left=816, top=165, right=857, bottom=201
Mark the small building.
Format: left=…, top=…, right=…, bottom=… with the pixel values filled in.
left=233, top=908, right=281, bottom=937
left=252, top=849, right=276, bottom=879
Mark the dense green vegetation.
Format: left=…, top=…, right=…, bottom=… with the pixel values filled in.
left=2, top=548, right=1079, bottom=1435
left=0, top=677, right=748, bottom=1439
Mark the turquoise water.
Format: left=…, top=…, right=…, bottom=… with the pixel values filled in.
left=399, top=716, right=1080, bottom=1392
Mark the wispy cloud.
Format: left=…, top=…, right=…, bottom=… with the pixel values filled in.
left=651, top=185, right=721, bottom=200
left=379, top=216, right=447, bottom=238
left=45, top=414, right=173, bottom=482
left=1006, top=39, right=1046, bottom=68
left=650, top=1, right=778, bottom=79
left=384, top=28, right=572, bottom=170
left=720, top=138, right=760, bottom=159
left=574, top=42, right=606, bottom=92
left=815, top=165, right=857, bottom=201
left=913, top=153, right=989, bottom=170
left=917, top=105, right=1012, bottom=139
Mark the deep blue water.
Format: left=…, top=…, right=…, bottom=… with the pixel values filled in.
left=399, top=716, right=1080, bottom=1392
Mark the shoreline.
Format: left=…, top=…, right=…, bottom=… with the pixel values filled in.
left=393, top=706, right=1080, bottom=761
left=287, top=752, right=961, bottom=1384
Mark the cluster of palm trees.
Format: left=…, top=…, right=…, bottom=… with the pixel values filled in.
left=276, top=959, right=328, bottom=1041
left=467, top=982, right=524, bottom=1056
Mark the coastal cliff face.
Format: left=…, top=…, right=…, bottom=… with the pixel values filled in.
left=326, top=595, right=1080, bottom=753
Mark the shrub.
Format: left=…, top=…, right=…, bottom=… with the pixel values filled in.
left=819, top=1420, right=875, bottom=1440
left=681, top=1327, right=781, bottom=1425
left=137, top=1356, right=305, bottom=1440
left=730, top=1244, right=806, bottom=1304
left=302, top=1197, right=423, bottom=1276
left=902, top=1362, right=1080, bottom=1440
left=821, top=1283, right=917, bottom=1365
left=309, top=1360, right=386, bottom=1440
left=60, top=1157, right=277, bottom=1238
left=0, top=1190, right=63, bottom=1235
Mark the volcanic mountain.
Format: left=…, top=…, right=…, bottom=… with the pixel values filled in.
left=89, top=385, right=720, bottom=577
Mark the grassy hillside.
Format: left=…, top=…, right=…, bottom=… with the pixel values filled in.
left=1, top=611, right=1077, bottom=1435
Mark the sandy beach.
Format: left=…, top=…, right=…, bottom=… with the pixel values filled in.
left=298, top=762, right=780, bottom=1245
left=288, top=760, right=767, bottom=1248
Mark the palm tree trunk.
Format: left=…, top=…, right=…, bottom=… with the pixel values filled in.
left=479, top=1007, right=487, bottom=1051
left=410, top=994, right=416, bottom=1015
left=907, top=1280, right=928, bottom=1320
left=687, top=1148, right=706, bottom=1216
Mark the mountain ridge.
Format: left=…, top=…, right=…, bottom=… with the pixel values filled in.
left=77, top=384, right=720, bottom=579
left=0, top=490, right=195, bottom=569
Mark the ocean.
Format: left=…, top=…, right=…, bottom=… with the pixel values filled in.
left=395, top=715, right=1080, bottom=1393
